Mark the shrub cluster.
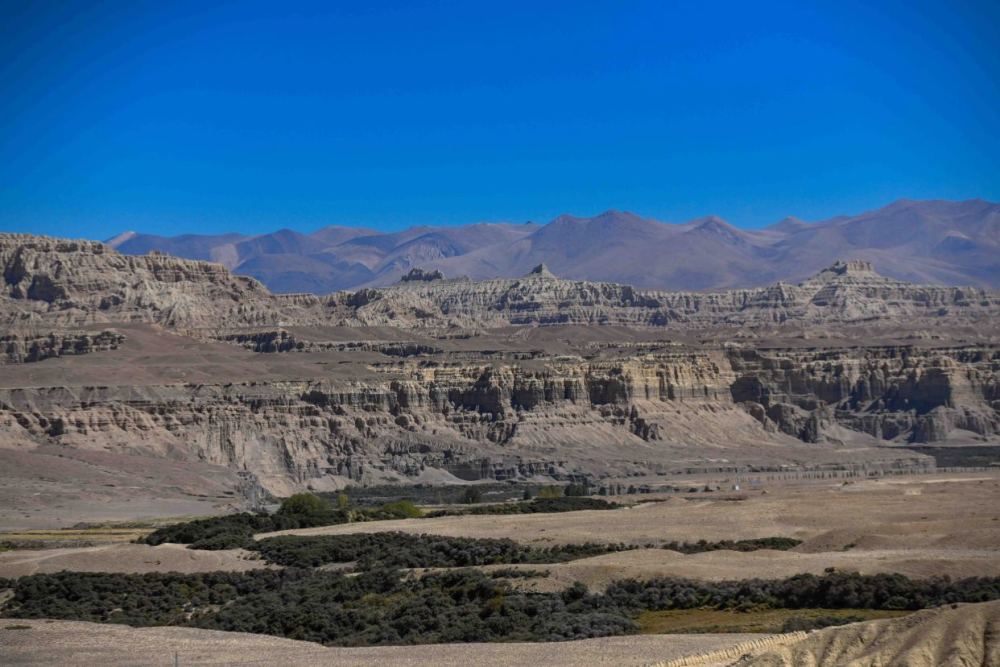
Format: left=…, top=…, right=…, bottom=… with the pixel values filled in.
left=425, top=496, right=620, bottom=518
left=490, top=568, right=551, bottom=579
left=143, top=513, right=302, bottom=550
left=2, top=569, right=634, bottom=645
left=251, top=532, right=633, bottom=568
left=143, top=495, right=619, bottom=551
left=143, top=495, right=422, bottom=550
left=4, top=569, right=291, bottom=626
left=4, top=570, right=999, bottom=647
left=324, top=483, right=542, bottom=507
left=660, top=537, right=802, bottom=554
left=603, top=571, right=1000, bottom=612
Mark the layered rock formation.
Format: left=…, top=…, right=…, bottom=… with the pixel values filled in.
left=1, top=330, right=125, bottom=364
left=1, top=233, right=998, bottom=494
left=729, top=345, right=1000, bottom=443
left=4, top=235, right=998, bottom=331
left=5, top=337, right=987, bottom=493
left=216, top=329, right=440, bottom=356
left=339, top=259, right=999, bottom=329
left=0, top=234, right=303, bottom=328
left=0, top=352, right=777, bottom=493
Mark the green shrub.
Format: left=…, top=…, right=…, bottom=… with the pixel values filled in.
left=601, top=571, right=1000, bottom=613
left=425, top=496, right=620, bottom=518
left=327, top=482, right=541, bottom=507
left=142, top=513, right=278, bottom=550
left=188, top=531, right=258, bottom=551
left=526, top=497, right=618, bottom=513
left=251, top=532, right=633, bottom=569
left=1, top=569, right=636, bottom=644
left=489, top=568, right=550, bottom=579
left=660, top=537, right=802, bottom=554
left=278, top=493, right=333, bottom=517
left=373, top=500, right=422, bottom=519
left=143, top=499, right=430, bottom=551
left=5, top=570, right=1000, bottom=647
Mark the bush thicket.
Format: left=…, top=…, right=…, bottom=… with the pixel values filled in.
left=252, top=532, right=633, bottom=568
left=2, top=569, right=635, bottom=644
left=425, top=496, right=620, bottom=518
left=143, top=495, right=423, bottom=550
left=602, top=571, right=1000, bottom=612
left=277, top=493, right=333, bottom=517
left=661, top=537, right=802, bottom=553
left=4, top=570, right=999, bottom=646
left=461, top=487, right=483, bottom=504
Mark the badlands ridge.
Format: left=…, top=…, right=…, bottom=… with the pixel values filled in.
left=1, top=233, right=999, bottom=513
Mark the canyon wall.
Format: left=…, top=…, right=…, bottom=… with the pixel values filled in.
left=3, top=343, right=990, bottom=492
left=729, top=345, right=1000, bottom=443
left=1, top=235, right=997, bottom=493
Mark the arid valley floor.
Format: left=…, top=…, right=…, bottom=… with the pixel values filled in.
left=2, top=473, right=1000, bottom=664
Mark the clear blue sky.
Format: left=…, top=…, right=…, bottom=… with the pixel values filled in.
left=1, top=0, right=998, bottom=238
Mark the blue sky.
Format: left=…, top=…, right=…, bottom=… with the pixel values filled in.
left=1, top=0, right=997, bottom=238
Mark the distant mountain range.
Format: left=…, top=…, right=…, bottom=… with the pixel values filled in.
left=107, top=198, right=1000, bottom=292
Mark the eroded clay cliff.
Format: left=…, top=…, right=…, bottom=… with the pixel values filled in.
left=3, top=236, right=998, bottom=331
left=0, top=235, right=997, bottom=494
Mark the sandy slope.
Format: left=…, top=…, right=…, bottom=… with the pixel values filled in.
left=489, top=547, right=1000, bottom=592
left=261, top=475, right=1000, bottom=550
left=0, top=620, right=761, bottom=666
left=0, top=543, right=268, bottom=578
left=730, top=600, right=1000, bottom=666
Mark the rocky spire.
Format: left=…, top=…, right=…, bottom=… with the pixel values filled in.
left=527, top=263, right=557, bottom=279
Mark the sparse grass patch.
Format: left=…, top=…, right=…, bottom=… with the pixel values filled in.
left=0, top=528, right=154, bottom=550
